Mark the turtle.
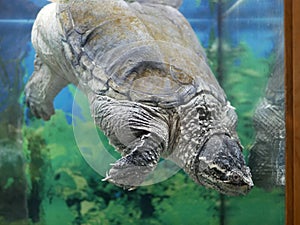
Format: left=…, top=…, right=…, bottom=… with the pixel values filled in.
left=25, top=0, right=253, bottom=195
left=249, top=37, right=285, bottom=190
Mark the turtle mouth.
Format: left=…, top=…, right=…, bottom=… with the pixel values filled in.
left=195, top=173, right=253, bottom=196
left=219, top=172, right=254, bottom=196
left=219, top=182, right=253, bottom=196
left=195, top=172, right=253, bottom=196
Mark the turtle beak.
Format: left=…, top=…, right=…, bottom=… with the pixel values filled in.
left=242, top=166, right=254, bottom=187
left=232, top=166, right=254, bottom=195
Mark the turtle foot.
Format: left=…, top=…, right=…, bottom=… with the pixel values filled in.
left=103, top=152, right=157, bottom=189
left=25, top=91, right=55, bottom=121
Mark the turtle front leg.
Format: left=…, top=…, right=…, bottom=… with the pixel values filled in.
left=104, top=132, right=162, bottom=189
left=90, top=96, right=169, bottom=189
left=25, top=54, right=69, bottom=120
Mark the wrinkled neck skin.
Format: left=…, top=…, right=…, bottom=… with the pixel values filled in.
left=168, top=93, right=238, bottom=167
left=168, top=93, right=253, bottom=195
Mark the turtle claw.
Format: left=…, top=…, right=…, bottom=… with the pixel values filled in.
left=103, top=152, right=157, bottom=189
left=107, top=163, right=148, bottom=189
left=101, top=175, right=112, bottom=182
left=128, top=187, right=137, bottom=191
left=25, top=89, right=55, bottom=121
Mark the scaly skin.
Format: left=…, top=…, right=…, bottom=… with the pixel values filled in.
left=25, top=0, right=253, bottom=195
left=249, top=40, right=285, bottom=190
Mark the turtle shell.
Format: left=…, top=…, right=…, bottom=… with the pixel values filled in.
left=58, top=0, right=226, bottom=108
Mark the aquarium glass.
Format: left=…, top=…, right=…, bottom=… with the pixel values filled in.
left=0, top=0, right=285, bottom=224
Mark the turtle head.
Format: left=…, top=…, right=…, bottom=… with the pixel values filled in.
left=191, top=134, right=253, bottom=196
left=176, top=95, right=253, bottom=195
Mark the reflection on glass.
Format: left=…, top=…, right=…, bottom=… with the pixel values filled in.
left=249, top=34, right=285, bottom=190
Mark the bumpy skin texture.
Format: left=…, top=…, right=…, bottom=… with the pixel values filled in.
left=249, top=41, right=285, bottom=190
left=25, top=0, right=253, bottom=195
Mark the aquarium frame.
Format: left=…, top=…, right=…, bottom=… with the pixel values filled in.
left=285, top=0, right=300, bottom=224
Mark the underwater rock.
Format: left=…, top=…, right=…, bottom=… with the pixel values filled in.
left=25, top=0, right=253, bottom=195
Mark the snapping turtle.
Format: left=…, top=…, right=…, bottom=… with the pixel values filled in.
left=249, top=39, right=285, bottom=189
left=25, top=0, right=253, bottom=195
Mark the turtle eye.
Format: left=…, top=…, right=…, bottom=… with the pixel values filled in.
left=230, top=172, right=242, bottom=184
left=196, top=105, right=210, bottom=120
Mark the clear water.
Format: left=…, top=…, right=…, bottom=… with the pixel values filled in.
left=0, top=0, right=285, bottom=224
